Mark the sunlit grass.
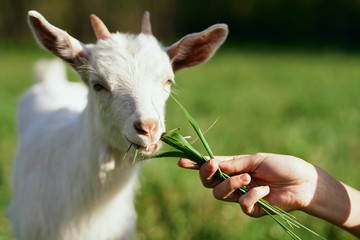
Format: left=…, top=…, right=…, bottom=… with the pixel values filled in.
left=1, top=43, right=360, bottom=239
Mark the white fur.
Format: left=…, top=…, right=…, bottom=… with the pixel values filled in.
left=8, top=11, right=228, bottom=240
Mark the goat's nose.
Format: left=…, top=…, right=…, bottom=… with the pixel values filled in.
left=134, top=120, right=159, bottom=137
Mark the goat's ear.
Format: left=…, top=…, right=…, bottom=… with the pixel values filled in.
left=166, top=24, right=228, bottom=72
left=27, top=11, right=86, bottom=67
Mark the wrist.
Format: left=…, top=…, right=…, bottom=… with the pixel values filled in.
left=301, top=166, right=333, bottom=215
left=302, top=166, right=360, bottom=235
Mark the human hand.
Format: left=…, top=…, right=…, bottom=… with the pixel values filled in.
left=178, top=153, right=318, bottom=217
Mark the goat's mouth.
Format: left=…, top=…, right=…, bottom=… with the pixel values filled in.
left=125, top=137, right=161, bottom=156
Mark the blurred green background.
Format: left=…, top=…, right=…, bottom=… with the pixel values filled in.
left=1, top=0, right=360, bottom=239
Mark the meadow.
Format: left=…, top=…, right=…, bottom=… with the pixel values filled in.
left=1, top=42, right=359, bottom=240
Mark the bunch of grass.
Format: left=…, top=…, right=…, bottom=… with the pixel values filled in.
left=138, top=95, right=325, bottom=240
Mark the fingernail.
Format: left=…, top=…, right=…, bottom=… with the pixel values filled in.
left=262, top=186, right=270, bottom=194
left=240, top=173, right=249, bottom=182
left=208, top=159, right=217, bottom=169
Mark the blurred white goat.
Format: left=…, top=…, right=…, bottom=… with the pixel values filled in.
left=8, top=10, right=228, bottom=240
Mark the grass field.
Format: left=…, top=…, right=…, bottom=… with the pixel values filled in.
left=1, top=42, right=359, bottom=240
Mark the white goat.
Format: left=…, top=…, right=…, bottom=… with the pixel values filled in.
left=8, top=10, right=228, bottom=240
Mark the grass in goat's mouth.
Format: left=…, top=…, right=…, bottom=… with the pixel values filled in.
left=132, top=94, right=325, bottom=240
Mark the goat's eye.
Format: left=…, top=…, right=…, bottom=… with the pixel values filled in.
left=164, top=79, right=173, bottom=86
left=93, top=83, right=104, bottom=91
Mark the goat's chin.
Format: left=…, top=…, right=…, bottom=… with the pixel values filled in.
left=139, top=141, right=162, bottom=157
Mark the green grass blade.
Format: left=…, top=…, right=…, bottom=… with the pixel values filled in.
left=154, top=151, right=190, bottom=159
left=123, top=143, right=133, bottom=161
left=132, top=146, right=140, bottom=165
left=170, top=94, right=215, bottom=159
left=190, top=117, right=219, bottom=144
left=160, top=132, right=208, bottom=164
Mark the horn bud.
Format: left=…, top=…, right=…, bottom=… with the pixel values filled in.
left=141, top=11, right=152, bottom=35
left=90, top=14, right=111, bottom=40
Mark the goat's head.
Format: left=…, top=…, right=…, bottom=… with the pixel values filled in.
left=27, top=10, right=228, bottom=156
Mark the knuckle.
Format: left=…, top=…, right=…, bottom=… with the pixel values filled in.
left=251, top=152, right=268, bottom=162
left=252, top=152, right=264, bottom=160
left=239, top=195, right=249, bottom=208
left=213, top=188, right=224, bottom=200
left=230, top=176, right=245, bottom=190
left=201, top=179, right=214, bottom=188
left=226, top=177, right=237, bottom=190
left=201, top=177, right=219, bottom=189
left=199, top=161, right=215, bottom=181
left=239, top=196, right=252, bottom=215
left=233, top=155, right=243, bottom=161
left=224, top=175, right=241, bottom=189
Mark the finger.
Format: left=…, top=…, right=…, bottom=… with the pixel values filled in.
left=178, top=158, right=200, bottom=170
left=199, top=159, right=222, bottom=188
left=213, top=173, right=251, bottom=202
left=239, top=185, right=270, bottom=216
left=213, top=155, right=249, bottom=162
left=216, top=153, right=266, bottom=175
